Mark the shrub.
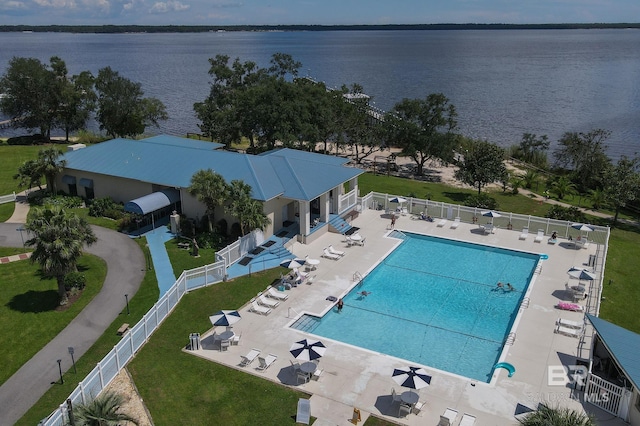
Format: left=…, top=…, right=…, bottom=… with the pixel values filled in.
left=230, top=222, right=242, bottom=239
left=88, top=197, right=123, bottom=219
left=40, top=194, right=84, bottom=208
left=545, top=205, right=586, bottom=222
left=464, top=193, right=498, bottom=210
left=64, top=271, right=86, bottom=291
left=7, top=134, right=47, bottom=145
left=74, top=130, right=109, bottom=145
left=195, top=231, right=225, bottom=250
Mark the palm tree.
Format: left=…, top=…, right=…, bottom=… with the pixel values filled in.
left=25, top=206, right=97, bottom=305
left=550, top=176, right=578, bottom=200
left=187, top=169, right=229, bottom=232
left=71, top=391, right=139, bottom=426
left=519, top=169, right=540, bottom=190
left=588, top=188, right=606, bottom=210
left=37, top=147, right=66, bottom=194
left=226, top=180, right=271, bottom=236
left=517, top=404, right=595, bottom=426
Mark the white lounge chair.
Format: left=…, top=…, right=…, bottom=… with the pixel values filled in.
left=534, top=229, right=544, bottom=243
left=322, top=248, right=341, bottom=260
left=296, top=398, right=311, bottom=425
left=438, top=408, right=458, bottom=426
left=267, top=287, right=288, bottom=300
left=437, top=218, right=447, bottom=227
left=412, top=400, right=425, bottom=416
left=256, top=353, right=277, bottom=371
left=557, top=318, right=583, bottom=329
left=450, top=217, right=461, bottom=229
left=258, top=293, right=279, bottom=308
left=240, top=348, right=261, bottom=366
left=352, top=237, right=366, bottom=246
left=328, top=245, right=345, bottom=257
left=249, top=299, right=271, bottom=315
left=555, top=324, right=582, bottom=338
left=519, top=227, right=529, bottom=240
left=482, top=224, right=494, bottom=234
left=460, top=413, right=476, bottom=426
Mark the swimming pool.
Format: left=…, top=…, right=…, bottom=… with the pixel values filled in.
left=291, top=232, right=540, bottom=382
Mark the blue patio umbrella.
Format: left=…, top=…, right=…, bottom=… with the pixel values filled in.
left=481, top=210, right=502, bottom=224
left=209, top=310, right=242, bottom=327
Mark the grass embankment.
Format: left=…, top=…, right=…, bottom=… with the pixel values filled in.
left=0, top=249, right=106, bottom=386
left=0, top=144, right=45, bottom=195
left=0, top=202, right=15, bottom=222
left=17, top=240, right=159, bottom=426
left=127, top=268, right=318, bottom=425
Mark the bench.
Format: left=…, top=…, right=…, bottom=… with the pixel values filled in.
left=117, top=323, right=130, bottom=335
left=177, top=242, right=190, bottom=250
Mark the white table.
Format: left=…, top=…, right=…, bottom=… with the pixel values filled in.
left=400, top=391, right=419, bottom=405
left=306, top=258, right=320, bottom=271
left=350, top=234, right=362, bottom=241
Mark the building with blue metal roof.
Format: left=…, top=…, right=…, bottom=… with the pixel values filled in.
left=585, top=314, right=640, bottom=424
left=58, top=135, right=364, bottom=243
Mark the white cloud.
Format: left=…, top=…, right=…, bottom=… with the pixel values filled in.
left=149, top=0, right=189, bottom=13
left=0, top=0, right=28, bottom=10
left=33, top=0, right=77, bottom=8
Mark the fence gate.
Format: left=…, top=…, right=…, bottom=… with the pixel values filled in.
left=585, top=373, right=625, bottom=418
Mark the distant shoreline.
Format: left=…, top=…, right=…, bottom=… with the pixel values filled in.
left=1, top=23, right=640, bottom=34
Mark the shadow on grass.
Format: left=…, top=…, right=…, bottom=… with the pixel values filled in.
left=442, top=191, right=469, bottom=203
left=7, top=289, right=59, bottom=313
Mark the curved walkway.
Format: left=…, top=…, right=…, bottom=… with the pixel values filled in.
left=0, top=197, right=146, bottom=425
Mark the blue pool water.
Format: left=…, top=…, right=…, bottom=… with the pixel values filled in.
left=291, top=233, right=539, bottom=382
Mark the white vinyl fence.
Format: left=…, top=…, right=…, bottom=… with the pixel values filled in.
left=0, top=192, right=16, bottom=204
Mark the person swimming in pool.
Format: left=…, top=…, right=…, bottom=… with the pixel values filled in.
left=506, top=283, right=515, bottom=291
left=358, top=291, right=371, bottom=297
left=337, top=298, right=344, bottom=312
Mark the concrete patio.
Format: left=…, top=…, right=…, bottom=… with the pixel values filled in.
left=186, top=209, right=623, bottom=425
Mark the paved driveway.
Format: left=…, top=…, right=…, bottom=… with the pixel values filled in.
left=0, top=224, right=145, bottom=425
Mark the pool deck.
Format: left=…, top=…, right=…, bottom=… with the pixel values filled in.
left=187, top=209, right=624, bottom=425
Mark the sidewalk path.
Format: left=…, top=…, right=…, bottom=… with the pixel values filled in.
left=0, top=251, right=32, bottom=263
left=0, top=222, right=146, bottom=425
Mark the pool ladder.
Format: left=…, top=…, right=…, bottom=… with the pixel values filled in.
left=505, top=332, right=516, bottom=346
left=520, top=297, right=530, bottom=310
left=353, top=271, right=363, bottom=284
left=534, top=264, right=543, bottom=275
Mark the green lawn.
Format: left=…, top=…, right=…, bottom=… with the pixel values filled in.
left=0, top=202, right=15, bottom=222
left=165, top=237, right=217, bottom=277
left=17, top=239, right=159, bottom=426
left=127, top=268, right=318, bottom=425
left=0, top=248, right=106, bottom=386
left=0, top=144, right=47, bottom=195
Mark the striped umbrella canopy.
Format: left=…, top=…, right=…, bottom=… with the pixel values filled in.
left=290, top=339, right=327, bottom=361
left=567, top=269, right=596, bottom=281
left=280, top=258, right=306, bottom=269
left=389, top=196, right=407, bottom=204
left=571, top=223, right=594, bottom=232
left=392, top=366, right=432, bottom=393
left=209, top=310, right=242, bottom=327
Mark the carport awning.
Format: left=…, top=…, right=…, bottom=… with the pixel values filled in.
left=124, top=188, right=180, bottom=215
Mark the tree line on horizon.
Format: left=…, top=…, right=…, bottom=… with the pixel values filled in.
left=2, top=52, right=639, bottom=223
left=1, top=23, right=640, bottom=34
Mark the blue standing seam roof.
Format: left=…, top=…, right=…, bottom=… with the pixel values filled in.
left=586, top=313, right=640, bottom=391
left=124, top=188, right=180, bottom=215
left=62, top=135, right=364, bottom=202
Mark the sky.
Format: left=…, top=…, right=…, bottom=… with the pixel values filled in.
left=0, top=0, right=638, bottom=26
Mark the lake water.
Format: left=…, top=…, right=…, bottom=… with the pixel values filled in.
left=1, top=29, right=639, bottom=160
